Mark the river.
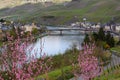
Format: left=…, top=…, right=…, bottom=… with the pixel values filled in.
left=27, top=26, right=85, bottom=58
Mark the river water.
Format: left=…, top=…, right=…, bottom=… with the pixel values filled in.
left=27, top=27, right=85, bottom=58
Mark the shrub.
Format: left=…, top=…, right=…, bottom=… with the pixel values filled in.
left=32, top=28, right=38, bottom=35
left=74, top=44, right=102, bottom=80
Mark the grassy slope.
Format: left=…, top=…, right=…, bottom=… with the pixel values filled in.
left=0, top=0, right=120, bottom=24
left=36, top=66, right=73, bottom=80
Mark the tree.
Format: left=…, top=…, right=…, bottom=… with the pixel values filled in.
left=98, top=27, right=105, bottom=41
left=105, top=32, right=111, bottom=41
left=88, top=27, right=115, bottom=48
left=92, top=32, right=98, bottom=41
left=0, top=19, right=5, bottom=23
left=109, top=36, right=115, bottom=47
left=74, top=44, right=101, bottom=80
left=84, top=34, right=90, bottom=44
left=0, top=31, right=51, bottom=80
left=105, top=32, right=115, bottom=47
left=31, top=28, right=38, bottom=35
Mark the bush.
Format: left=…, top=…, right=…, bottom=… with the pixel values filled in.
left=32, top=28, right=38, bottom=35
left=84, top=34, right=90, bottom=44
left=117, top=40, right=120, bottom=45
left=9, top=28, right=17, bottom=38
left=57, top=70, right=74, bottom=80
left=98, top=27, right=105, bottom=41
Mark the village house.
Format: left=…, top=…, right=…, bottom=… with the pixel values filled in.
left=22, top=23, right=38, bottom=32
left=115, top=24, right=120, bottom=32
left=71, top=22, right=81, bottom=27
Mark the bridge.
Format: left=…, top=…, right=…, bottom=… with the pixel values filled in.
left=46, top=27, right=120, bottom=40
left=46, top=28, right=98, bottom=35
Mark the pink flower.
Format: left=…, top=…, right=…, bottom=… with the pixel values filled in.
left=74, top=44, right=101, bottom=80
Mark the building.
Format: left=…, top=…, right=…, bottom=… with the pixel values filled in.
left=22, top=23, right=37, bottom=32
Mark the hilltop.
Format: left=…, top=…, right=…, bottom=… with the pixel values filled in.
left=0, top=0, right=120, bottom=25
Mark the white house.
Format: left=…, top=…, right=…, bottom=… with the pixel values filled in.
left=116, top=25, right=120, bottom=32
left=104, top=25, right=110, bottom=30
left=91, top=23, right=101, bottom=29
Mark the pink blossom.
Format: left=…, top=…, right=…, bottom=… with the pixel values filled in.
left=74, top=44, right=101, bottom=80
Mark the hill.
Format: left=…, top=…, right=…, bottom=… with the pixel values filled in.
left=0, top=0, right=71, bottom=9
left=0, top=0, right=120, bottom=25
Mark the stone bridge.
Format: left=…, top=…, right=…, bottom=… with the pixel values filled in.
left=46, top=27, right=120, bottom=40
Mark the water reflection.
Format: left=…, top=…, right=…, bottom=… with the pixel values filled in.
left=27, top=35, right=84, bottom=58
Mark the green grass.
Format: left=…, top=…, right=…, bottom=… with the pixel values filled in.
left=0, top=41, right=3, bottom=46
left=36, top=66, right=73, bottom=80
left=110, top=46, right=120, bottom=53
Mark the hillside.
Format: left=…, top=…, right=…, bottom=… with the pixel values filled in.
left=0, top=0, right=71, bottom=9
left=0, top=0, right=120, bottom=25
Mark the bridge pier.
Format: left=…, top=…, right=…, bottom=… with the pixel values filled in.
left=60, top=30, right=63, bottom=35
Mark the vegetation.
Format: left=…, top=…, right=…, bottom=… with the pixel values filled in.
left=0, top=30, right=52, bottom=80
left=84, top=34, right=90, bottom=44
left=50, top=47, right=79, bottom=70
left=93, top=47, right=111, bottom=64
left=0, top=41, right=3, bottom=46
left=83, top=28, right=113, bottom=65
left=84, top=27, right=115, bottom=48
left=37, top=66, right=73, bottom=80
left=94, top=69, right=120, bottom=80
left=110, top=46, right=120, bottom=53
left=74, top=44, right=101, bottom=80
left=32, top=28, right=39, bottom=35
